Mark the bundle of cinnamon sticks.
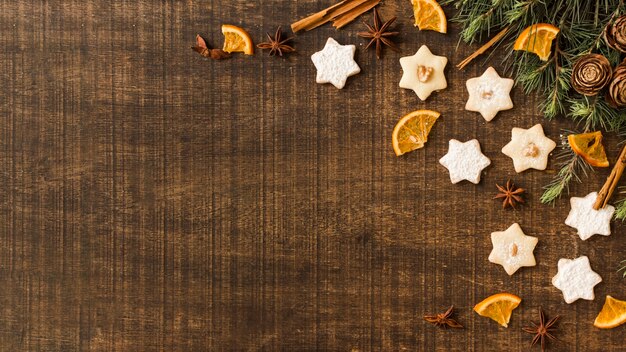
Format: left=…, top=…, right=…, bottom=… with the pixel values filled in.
left=291, top=0, right=381, bottom=33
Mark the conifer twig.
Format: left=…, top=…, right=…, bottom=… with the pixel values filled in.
left=541, top=135, right=592, bottom=204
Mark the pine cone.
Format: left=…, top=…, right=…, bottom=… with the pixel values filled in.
left=571, top=54, right=612, bottom=96
left=607, top=60, right=626, bottom=108
left=605, top=15, right=626, bottom=53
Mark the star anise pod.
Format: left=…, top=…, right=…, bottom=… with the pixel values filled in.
left=424, top=306, right=463, bottom=329
left=522, top=308, right=560, bottom=352
left=494, top=180, right=525, bottom=209
left=256, top=27, right=295, bottom=57
left=357, top=8, right=399, bottom=59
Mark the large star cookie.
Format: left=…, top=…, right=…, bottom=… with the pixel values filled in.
left=399, top=45, right=447, bottom=100
left=311, top=38, right=361, bottom=89
left=465, top=67, right=514, bottom=122
left=501, top=124, right=556, bottom=173
left=565, top=192, right=615, bottom=240
left=488, top=223, right=538, bottom=276
left=552, top=256, right=602, bottom=304
left=439, top=139, right=491, bottom=184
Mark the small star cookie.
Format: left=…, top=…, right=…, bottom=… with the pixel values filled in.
left=564, top=192, right=614, bottom=240
left=552, top=256, right=602, bottom=304
left=465, top=67, right=514, bottom=122
left=439, top=139, right=491, bottom=184
left=399, top=45, right=447, bottom=100
left=488, top=223, right=538, bottom=276
left=311, top=38, right=361, bottom=89
left=501, top=124, right=556, bottom=173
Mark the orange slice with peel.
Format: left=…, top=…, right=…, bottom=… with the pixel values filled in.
left=513, top=23, right=560, bottom=61
left=411, top=0, right=447, bottom=33
left=594, top=295, right=626, bottom=329
left=222, top=24, right=254, bottom=55
left=473, top=293, right=521, bottom=327
left=392, top=109, right=440, bottom=156
left=567, top=131, right=609, bottom=167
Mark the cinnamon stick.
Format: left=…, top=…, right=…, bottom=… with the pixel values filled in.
left=333, top=0, right=381, bottom=29
left=291, top=0, right=350, bottom=32
left=291, top=0, right=378, bottom=33
left=328, top=0, right=372, bottom=22
left=457, top=26, right=510, bottom=70
left=594, top=144, right=626, bottom=209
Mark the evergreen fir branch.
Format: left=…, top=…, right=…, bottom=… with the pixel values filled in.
left=447, top=0, right=624, bottom=125
left=541, top=137, right=592, bottom=204
left=446, top=0, right=626, bottom=199
left=614, top=195, right=626, bottom=220
left=504, top=0, right=544, bottom=26
left=569, top=96, right=621, bottom=131
left=612, top=185, right=626, bottom=220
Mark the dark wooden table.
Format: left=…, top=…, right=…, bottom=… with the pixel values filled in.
left=1, top=1, right=624, bottom=351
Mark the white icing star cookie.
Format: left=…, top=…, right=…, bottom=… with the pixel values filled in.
left=501, top=124, right=556, bottom=173
left=439, top=139, right=491, bottom=184
left=399, top=45, right=447, bottom=100
left=564, top=192, right=614, bottom=240
left=465, top=67, right=514, bottom=122
left=552, top=256, right=602, bottom=304
left=488, top=223, right=538, bottom=276
left=311, top=38, right=361, bottom=89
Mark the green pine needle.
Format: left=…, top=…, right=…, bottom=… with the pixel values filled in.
left=447, top=0, right=626, bottom=201
left=619, top=260, right=626, bottom=278
left=615, top=199, right=626, bottom=220
left=569, top=96, right=621, bottom=131
left=613, top=187, right=626, bottom=220
left=541, top=138, right=592, bottom=204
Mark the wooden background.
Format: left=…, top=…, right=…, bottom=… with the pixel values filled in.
left=0, top=1, right=624, bottom=351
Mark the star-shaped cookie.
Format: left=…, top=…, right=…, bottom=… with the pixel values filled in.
left=465, top=67, right=514, bottom=122
left=552, top=256, right=602, bottom=304
left=501, top=124, right=556, bottom=173
left=439, top=139, right=491, bottom=184
left=488, top=223, right=538, bottom=276
left=564, top=192, right=615, bottom=240
left=399, top=45, right=447, bottom=100
left=311, top=38, right=361, bottom=89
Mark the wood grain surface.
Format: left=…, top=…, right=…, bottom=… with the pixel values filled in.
left=1, top=1, right=624, bottom=351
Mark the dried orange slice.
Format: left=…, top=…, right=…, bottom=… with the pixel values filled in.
left=473, top=293, right=521, bottom=327
left=513, top=24, right=560, bottom=61
left=410, top=0, right=447, bottom=33
left=567, top=131, right=609, bottom=167
left=594, top=295, right=626, bottom=329
left=392, top=109, right=440, bottom=156
left=222, top=24, right=254, bottom=55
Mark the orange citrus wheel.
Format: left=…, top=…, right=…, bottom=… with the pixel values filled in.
left=392, top=109, right=440, bottom=156
left=410, top=0, right=447, bottom=33
left=567, top=131, right=609, bottom=167
left=222, top=24, right=254, bottom=55
left=513, top=23, right=560, bottom=61
left=594, top=295, right=626, bottom=329
left=473, top=293, right=521, bottom=327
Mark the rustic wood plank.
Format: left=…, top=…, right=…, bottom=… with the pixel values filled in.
left=0, top=0, right=624, bottom=351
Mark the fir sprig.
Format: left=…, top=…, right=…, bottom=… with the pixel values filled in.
left=569, top=96, right=621, bottom=131
left=615, top=198, right=626, bottom=220
left=447, top=0, right=626, bottom=201
left=612, top=187, right=626, bottom=220
left=540, top=135, right=592, bottom=204
left=448, top=0, right=624, bottom=127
